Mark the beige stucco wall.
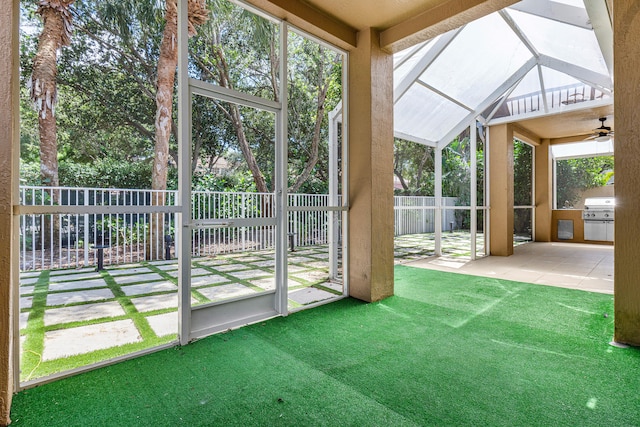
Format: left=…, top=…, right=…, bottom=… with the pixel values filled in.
left=489, top=124, right=514, bottom=256
left=348, top=28, right=395, bottom=302
left=0, top=2, right=19, bottom=425
left=613, top=0, right=640, bottom=346
left=534, top=139, right=552, bottom=242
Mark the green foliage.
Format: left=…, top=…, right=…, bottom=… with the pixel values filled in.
left=192, top=170, right=257, bottom=193
left=21, top=159, right=153, bottom=189
left=513, top=140, right=533, bottom=236
left=556, top=156, right=614, bottom=207
left=20, top=0, right=342, bottom=194
left=96, top=217, right=148, bottom=245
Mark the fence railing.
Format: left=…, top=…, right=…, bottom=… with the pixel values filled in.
left=18, top=186, right=458, bottom=271
left=494, top=83, right=608, bottom=120
left=394, top=196, right=458, bottom=235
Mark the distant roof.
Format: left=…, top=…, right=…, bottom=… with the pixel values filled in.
left=393, top=0, right=613, bottom=148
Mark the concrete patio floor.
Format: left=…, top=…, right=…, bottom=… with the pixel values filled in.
left=407, top=241, right=614, bottom=294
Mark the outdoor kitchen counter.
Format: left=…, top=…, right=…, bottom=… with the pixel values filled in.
left=551, top=209, right=613, bottom=245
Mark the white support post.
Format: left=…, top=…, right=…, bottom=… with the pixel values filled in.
left=328, top=106, right=340, bottom=280
left=470, top=121, right=477, bottom=260
left=83, top=188, right=89, bottom=266
left=435, top=147, right=443, bottom=256
left=485, top=126, right=491, bottom=256
left=275, top=21, right=289, bottom=315
left=177, top=0, right=192, bottom=345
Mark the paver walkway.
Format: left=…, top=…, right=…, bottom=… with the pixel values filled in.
left=19, top=245, right=341, bottom=382
left=18, top=233, right=485, bottom=382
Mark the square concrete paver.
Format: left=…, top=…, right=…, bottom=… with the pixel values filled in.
left=196, top=259, right=228, bottom=266
left=112, top=273, right=164, bottom=285
left=212, top=264, right=249, bottom=272
left=154, top=264, right=178, bottom=271
left=20, top=286, right=35, bottom=296
left=48, top=278, right=108, bottom=292
left=109, top=267, right=154, bottom=276
left=121, top=281, right=177, bottom=296
left=49, top=272, right=102, bottom=282
left=288, top=287, right=336, bottom=305
left=131, top=293, right=179, bottom=312
left=148, top=260, right=176, bottom=266
left=166, top=268, right=210, bottom=278
left=191, top=275, right=230, bottom=288
left=20, top=297, right=33, bottom=309
left=227, top=269, right=269, bottom=280
left=146, top=312, right=178, bottom=337
left=42, top=319, right=142, bottom=361
left=49, top=267, right=96, bottom=276
left=19, top=277, right=39, bottom=286
left=291, top=270, right=330, bottom=283
left=250, top=278, right=275, bottom=290
left=288, top=256, right=316, bottom=264
left=250, top=260, right=275, bottom=268
left=47, top=288, right=115, bottom=306
left=44, top=301, right=126, bottom=326
left=20, top=271, right=40, bottom=279
left=19, top=312, right=29, bottom=330
left=197, top=283, right=257, bottom=302
left=322, top=282, right=343, bottom=293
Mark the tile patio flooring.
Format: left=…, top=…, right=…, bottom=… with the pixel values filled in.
left=407, top=241, right=614, bottom=294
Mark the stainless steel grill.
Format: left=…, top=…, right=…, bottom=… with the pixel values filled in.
left=582, top=197, right=614, bottom=241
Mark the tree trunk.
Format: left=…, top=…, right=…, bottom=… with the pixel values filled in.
left=149, top=0, right=208, bottom=259
left=30, top=0, right=75, bottom=191
left=289, top=79, right=330, bottom=193
left=211, top=45, right=269, bottom=193
left=30, top=1, right=75, bottom=250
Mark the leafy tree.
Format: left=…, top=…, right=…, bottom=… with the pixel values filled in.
left=556, top=156, right=614, bottom=207
left=513, top=139, right=533, bottom=236
left=393, top=139, right=434, bottom=196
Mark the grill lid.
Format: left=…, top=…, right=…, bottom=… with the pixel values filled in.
left=584, top=197, right=615, bottom=209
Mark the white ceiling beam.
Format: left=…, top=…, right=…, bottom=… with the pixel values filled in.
left=417, top=81, right=474, bottom=112
left=436, top=56, right=537, bottom=148
left=508, top=0, right=591, bottom=30
left=393, top=28, right=463, bottom=103
left=537, top=65, right=549, bottom=114
left=583, top=0, right=614, bottom=77
left=484, top=81, right=520, bottom=123
left=393, top=131, right=437, bottom=147
left=487, top=97, right=613, bottom=126
left=538, top=54, right=612, bottom=92
left=499, top=10, right=539, bottom=58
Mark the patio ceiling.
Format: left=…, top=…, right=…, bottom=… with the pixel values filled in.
left=392, top=0, right=614, bottom=149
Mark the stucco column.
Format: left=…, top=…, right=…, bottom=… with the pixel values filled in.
left=614, top=1, right=640, bottom=346
left=489, top=124, right=514, bottom=256
left=0, top=2, right=19, bottom=425
left=534, top=139, right=552, bottom=242
left=348, top=28, right=394, bottom=302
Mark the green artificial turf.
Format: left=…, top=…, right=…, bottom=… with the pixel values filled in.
left=10, top=266, right=640, bottom=426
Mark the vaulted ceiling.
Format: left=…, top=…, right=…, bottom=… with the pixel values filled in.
left=247, top=0, right=614, bottom=146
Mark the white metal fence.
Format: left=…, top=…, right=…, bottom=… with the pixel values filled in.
left=18, top=186, right=458, bottom=271
left=394, top=196, right=458, bottom=236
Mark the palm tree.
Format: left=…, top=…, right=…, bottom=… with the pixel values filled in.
left=149, top=0, right=208, bottom=258
left=152, top=0, right=208, bottom=194
left=29, top=0, right=76, bottom=191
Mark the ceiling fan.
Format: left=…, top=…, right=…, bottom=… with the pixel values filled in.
left=587, top=117, right=614, bottom=141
